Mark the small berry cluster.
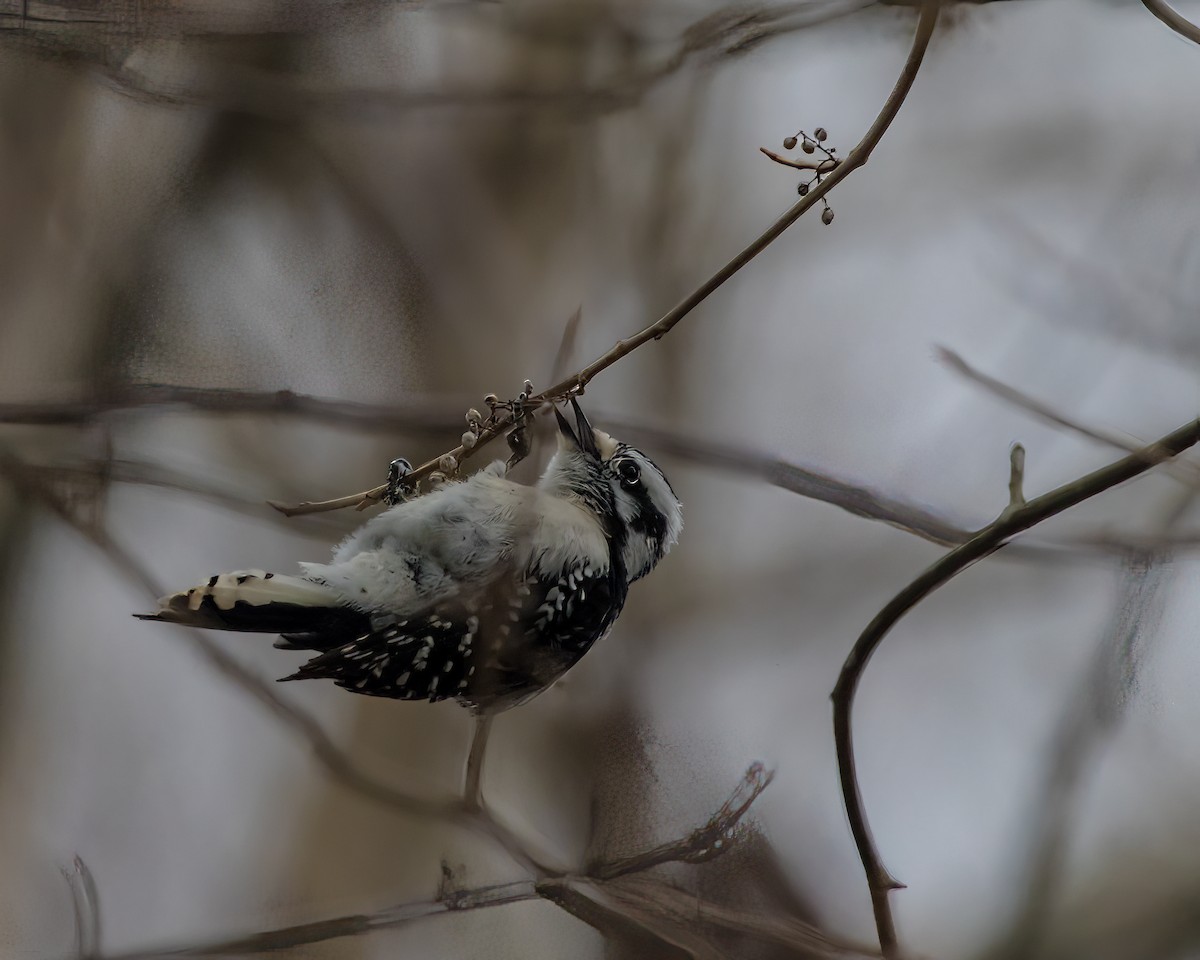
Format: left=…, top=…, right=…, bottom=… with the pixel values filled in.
left=385, top=379, right=544, bottom=502
left=481, top=378, right=536, bottom=468
left=782, top=127, right=837, bottom=225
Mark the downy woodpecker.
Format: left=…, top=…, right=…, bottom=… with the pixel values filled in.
left=137, top=400, right=682, bottom=712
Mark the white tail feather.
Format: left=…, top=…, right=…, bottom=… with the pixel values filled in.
left=157, top=570, right=342, bottom=615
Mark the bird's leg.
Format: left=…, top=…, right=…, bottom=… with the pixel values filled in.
left=505, top=424, right=531, bottom=473
left=463, top=711, right=495, bottom=812
left=383, top=457, right=414, bottom=505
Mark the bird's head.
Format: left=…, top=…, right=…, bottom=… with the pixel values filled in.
left=541, top=398, right=682, bottom=582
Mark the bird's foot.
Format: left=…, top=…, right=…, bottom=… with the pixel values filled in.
left=384, top=457, right=413, bottom=505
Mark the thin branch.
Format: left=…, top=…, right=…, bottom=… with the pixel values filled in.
left=104, top=880, right=540, bottom=960
left=14, top=400, right=1200, bottom=556
left=535, top=0, right=940, bottom=402
left=1141, top=0, right=1200, bottom=45
left=592, top=762, right=774, bottom=880
left=611, top=419, right=970, bottom=547
left=992, top=552, right=1171, bottom=960
left=0, top=384, right=457, bottom=435
left=549, top=307, right=584, bottom=384
left=939, top=347, right=1200, bottom=487
left=63, top=856, right=102, bottom=960
left=539, top=879, right=726, bottom=960
left=463, top=713, right=494, bottom=812
left=569, top=875, right=881, bottom=958
left=757, top=146, right=839, bottom=172
left=830, top=416, right=1200, bottom=959
left=97, top=765, right=780, bottom=959
left=268, top=0, right=943, bottom=516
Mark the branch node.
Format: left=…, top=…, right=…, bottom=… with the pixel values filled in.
left=1008, top=442, right=1026, bottom=510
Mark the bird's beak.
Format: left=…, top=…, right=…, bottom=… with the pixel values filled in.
left=555, top=398, right=601, bottom=458
left=571, top=397, right=602, bottom=458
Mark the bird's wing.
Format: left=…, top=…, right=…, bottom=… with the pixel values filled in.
left=281, top=559, right=622, bottom=708
left=298, top=473, right=540, bottom=616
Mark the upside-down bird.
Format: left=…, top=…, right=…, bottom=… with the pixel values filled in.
left=136, top=400, right=682, bottom=713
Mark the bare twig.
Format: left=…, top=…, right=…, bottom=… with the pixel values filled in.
left=535, top=0, right=940, bottom=402
left=1141, top=0, right=1200, bottom=45
left=1007, top=443, right=1026, bottom=511
left=757, top=147, right=839, bottom=172
left=549, top=307, right=584, bottom=384
left=268, top=0, right=942, bottom=516
left=62, top=856, right=102, bottom=960
left=570, top=875, right=881, bottom=958
left=103, top=880, right=540, bottom=960
left=463, top=713, right=494, bottom=812
left=993, top=551, right=1171, bottom=960
left=541, top=878, right=728, bottom=960
left=939, top=347, right=1200, bottom=487
left=13, top=401, right=1200, bottom=556
left=98, top=765, right=780, bottom=959
left=831, top=417, right=1200, bottom=959
left=614, top=419, right=971, bottom=547
left=592, top=762, right=774, bottom=880
left=0, top=384, right=457, bottom=435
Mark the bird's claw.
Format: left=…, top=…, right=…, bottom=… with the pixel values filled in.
left=505, top=424, right=531, bottom=472
left=384, top=458, right=414, bottom=505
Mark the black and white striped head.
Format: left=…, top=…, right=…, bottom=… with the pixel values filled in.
left=543, top=399, right=682, bottom=583
left=600, top=438, right=682, bottom=582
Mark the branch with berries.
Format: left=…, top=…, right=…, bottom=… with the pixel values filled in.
left=267, top=0, right=942, bottom=518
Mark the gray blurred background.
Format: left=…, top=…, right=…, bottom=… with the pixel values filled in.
left=2, top=1, right=1200, bottom=957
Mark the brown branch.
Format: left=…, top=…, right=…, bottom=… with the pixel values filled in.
left=0, top=383, right=458, bottom=435
left=463, top=713, right=494, bottom=812
left=97, top=765, right=779, bottom=959
left=611, top=419, right=970, bottom=547
left=939, top=347, right=1200, bottom=487
left=991, top=552, right=1171, bottom=960
left=103, top=880, right=540, bottom=960
left=591, top=762, right=774, bottom=880
left=14, top=400, right=1200, bottom=555
left=1141, top=0, right=1200, bottom=45
left=831, top=416, right=1200, bottom=959
left=757, top=146, right=839, bottom=172
left=63, top=856, right=102, bottom=960
left=540, top=879, right=727, bottom=960
left=268, top=0, right=942, bottom=516
left=566, top=875, right=881, bottom=958
left=534, top=0, right=940, bottom=400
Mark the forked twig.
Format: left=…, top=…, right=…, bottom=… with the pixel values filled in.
left=831, top=417, right=1200, bottom=958
left=99, top=765, right=776, bottom=959
left=592, top=762, right=774, bottom=880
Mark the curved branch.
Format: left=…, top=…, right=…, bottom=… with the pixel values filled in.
left=831, top=416, right=1200, bottom=958
left=1141, top=0, right=1200, bottom=45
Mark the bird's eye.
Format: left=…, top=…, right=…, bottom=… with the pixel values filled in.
left=617, top=459, right=641, bottom=486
